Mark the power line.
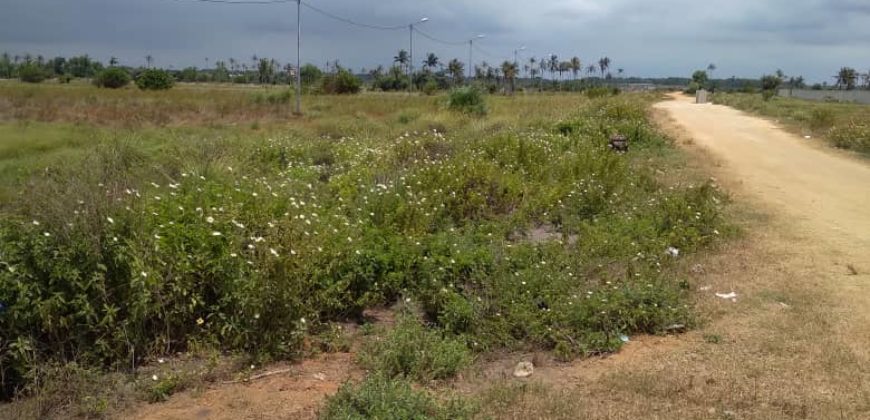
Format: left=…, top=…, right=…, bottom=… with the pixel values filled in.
left=412, top=27, right=466, bottom=46
left=300, top=1, right=406, bottom=31
left=173, top=0, right=294, bottom=4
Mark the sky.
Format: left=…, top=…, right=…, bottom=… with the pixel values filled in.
left=2, top=0, right=869, bottom=83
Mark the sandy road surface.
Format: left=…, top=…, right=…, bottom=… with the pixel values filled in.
left=655, top=94, right=870, bottom=250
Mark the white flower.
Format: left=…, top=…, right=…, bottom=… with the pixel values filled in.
left=152, top=375, right=158, bottom=381
left=107, top=217, right=114, bottom=224
left=141, top=271, right=148, bottom=277
left=32, top=220, right=40, bottom=226
left=270, top=248, right=279, bottom=257
left=206, top=216, right=215, bottom=224
left=43, top=232, right=51, bottom=237
left=212, top=231, right=222, bottom=236
left=666, top=247, right=680, bottom=257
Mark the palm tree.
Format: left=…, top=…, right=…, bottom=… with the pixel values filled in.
left=598, top=57, right=611, bottom=81
left=548, top=54, right=559, bottom=82
left=394, top=50, right=410, bottom=71
left=558, top=61, right=570, bottom=82
left=501, top=61, right=518, bottom=94
left=570, top=57, right=581, bottom=81
left=447, top=59, right=464, bottom=85
left=423, top=53, right=439, bottom=71
left=109, top=57, right=119, bottom=67
left=835, top=67, right=858, bottom=90
left=707, top=63, right=717, bottom=81
left=145, top=54, right=154, bottom=68
left=586, top=64, right=597, bottom=77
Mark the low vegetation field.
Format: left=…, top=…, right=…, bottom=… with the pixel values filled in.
left=712, top=92, right=870, bottom=155
left=0, top=83, right=729, bottom=418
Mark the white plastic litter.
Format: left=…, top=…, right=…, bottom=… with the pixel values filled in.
left=715, top=292, right=738, bottom=301
left=666, top=246, right=680, bottom=257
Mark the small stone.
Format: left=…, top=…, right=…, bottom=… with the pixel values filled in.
left=313, top=373, right=326, bottom=381
left=513, top=361, right=534, bottom=378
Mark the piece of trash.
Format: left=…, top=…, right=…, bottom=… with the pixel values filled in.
left=715, top=292, right=738, bottom=300
left=313, top=372, right=326, bottom=381
left=151, top=375, right=158, bottom=381
left=804, top=135, right=812, bottom=139
left=512, top=361, right=534, bottom=378
left=699, top=285, right=712, bottom=292
left=665, top=324, right=686, bottom=333
left=619, top=334, right=630, bottom=343
left=666, top=246, right=680, bottom=257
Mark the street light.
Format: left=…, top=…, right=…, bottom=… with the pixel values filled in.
left=294, top=0, right=302, bottom=115
left=467, top=34, right=485, bottom=80
left=408, top=17, right=429, bottom=93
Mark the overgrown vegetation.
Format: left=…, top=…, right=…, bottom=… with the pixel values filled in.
left=93, top=68, right=131, bottom=89
left=447, top=86, right=487, bottom=115
left=0, top=84, right=728, bottom=417
left=135, top=69, right=174, bottom=91
left=320, top=375, right=474, bottom=420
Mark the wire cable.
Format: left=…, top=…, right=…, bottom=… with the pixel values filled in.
left=300, top=1, right=407, bottom=31
left=173, top=0, right=294, bottom=4
left=412, top=27, right=467, bottom=46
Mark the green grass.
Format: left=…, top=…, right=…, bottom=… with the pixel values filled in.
left=712, top=92, right=870, bottom=155
left=0, top=83, right=729, bottom=415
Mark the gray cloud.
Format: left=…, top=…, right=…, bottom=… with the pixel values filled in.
left=1, top=0, right=868, bottom=81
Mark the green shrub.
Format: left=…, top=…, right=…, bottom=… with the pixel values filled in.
left=320, top=375, right=474, bottom=420
left=828, top=120, right=870, bottom=153
left=421, top=79, right=439, bottom=96
left=808, top=108, right=835, bottom=131
left=447, top=87, right=487, bottom=115
left=359, top=315, right=471, bottom=382
left=17, top=63, right=48, bottom=83
left=135, top=69, right=174, bottom=90
left=320, top=69, right=361, bottom=95
left=586, top=86, right=620, bottom=98
left=93, top=68, right=131, bottom=89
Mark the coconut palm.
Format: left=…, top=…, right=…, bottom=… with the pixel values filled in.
left=145, top=55, right=154, bottom=68
left=586, top=64, right=597, bottom=77
left=501, top=61, right=518, bottom=94
left=570, top=56, right=581, bottom=80
left=394, top=50, right=410, bottom=72
left=423, top=53, right=439, bottom=71
left=598, top=57, right=611, bottom=80
left=447, top=58, right=464, bottom=85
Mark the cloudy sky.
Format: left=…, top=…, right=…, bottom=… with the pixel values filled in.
left=2, top=0, right=869, bottom=82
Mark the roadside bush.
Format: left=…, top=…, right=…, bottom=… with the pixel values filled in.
left=17, top=63, right=48, bottom=83
left=828, top=120, right=870, bottom=153
left=586, top=86, right=620, bottom=98
left=359, top=315, right=471, bottom=382
left=135, top=69, right=174, bottom=90
left=807, top=108, right=835, bottom=131
left=93, top=68, right=131, bottom=89
left=320, top=375, right=474, bottom=420
left=447, top=87, right=487, bottom=115
left=320, top=69, right=361, bottom=95
left=422, top=79, right=439, bottom=96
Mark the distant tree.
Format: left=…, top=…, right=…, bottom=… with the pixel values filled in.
left=760, top=73, right=783, bottom=100
left=501, top=60, right=518, bottom=94
left=707, top=63, right=717, bottom=81
left=394, top=50, right=410, bottom=71
left=93, top=67, right=131, bottom=89
left=835, top=67, right=858, bottom=90
left=17, top=62, right=48, bottom=83
left=598, top=57, right=611, bottom=80
left=320, top=68, right=361, bottom=94
left=691, top=70, right=709, bottom=85
left=145, top=54, right=154, bottom=68
left=447, top=59, right=464, bottom=85
left=558, top=61, right=570, bottom=81
left=66, top=55, right=101, bottom=78
left=423, top=53, right=439, bottom=71
left=213, top=61, right=230, bottom=83
left=136, top=68, right=174, bottom=90
left=586, top=64, right=597, bottom=77
left=300, top=63, right=323, bottom=87
left=863, top=70, right=870, bottom=90
left=548, top=54, right=559, bottom=81
left=179, top=67, right=199, bottom=83
left=257, top=58, right=276, bottom=84
left=570, top=56, right=581, bottom=80
left=0, top=53, right=13, bottom=78
left=109, top=57, right=119, bottom=67
left=49, top=57, right=66, bottom=75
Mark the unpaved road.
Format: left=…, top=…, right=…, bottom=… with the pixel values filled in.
left=125, top=96, right=870, bottom=419
left=655, top=94, right=870, bottom=250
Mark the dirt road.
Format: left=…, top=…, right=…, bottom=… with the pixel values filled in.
left=655, top=94, right=870, bottom=250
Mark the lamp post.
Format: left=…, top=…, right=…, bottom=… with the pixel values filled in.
left=467, top=34, right=485, bottom=81
left=408, top=17, right=429, bottom=93
left=294, top=0, right=302, bottom=115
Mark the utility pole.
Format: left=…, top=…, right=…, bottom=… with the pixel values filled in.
left=408, top=17, right=429, bottom=93
left=467, top=34, right=484, bottom=81
left=294, top=0, right=302, bottom=115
